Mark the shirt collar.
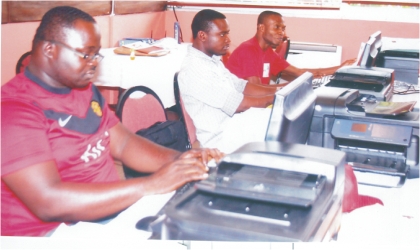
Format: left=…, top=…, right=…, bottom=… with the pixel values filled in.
left=188, top=45, right=222, bottom=63
left=25, top=67, right=72, bottom=94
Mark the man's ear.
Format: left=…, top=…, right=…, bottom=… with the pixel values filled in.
left=257, top=23, right=265, bottom=33
left=197, top=30, right=207, bottom=41
left=42, top=41, right=55, bottom=59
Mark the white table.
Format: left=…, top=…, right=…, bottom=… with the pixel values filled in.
left=94, top=43, right=190, bottom=108
left=42, top=180, right=419, bottom=249
left=337, top=178, right=419, bottom=248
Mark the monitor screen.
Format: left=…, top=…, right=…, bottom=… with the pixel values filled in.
left=358, top=31, right=382, bottom=68
left=265, top=72, right=316, bottom=144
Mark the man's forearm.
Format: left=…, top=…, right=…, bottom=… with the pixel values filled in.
left=244, top=80, right=277, bottom=96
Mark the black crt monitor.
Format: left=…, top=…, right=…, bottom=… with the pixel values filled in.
left=358, top=31, right=382, bottom=68
left=265, top=72, right=317, bottom=144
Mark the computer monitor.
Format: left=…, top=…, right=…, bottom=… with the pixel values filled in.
left=358, top=31, right=382, bottom=68
left=265, top=72, right=317, bottom=144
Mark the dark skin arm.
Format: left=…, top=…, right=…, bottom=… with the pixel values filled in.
left=246, top=76, right=289, bottom=87
left=280, top=59, right=357, bottom=79
left=272, top=35, right=356, bottom=79
left=1, top=123, right=224, bottom=223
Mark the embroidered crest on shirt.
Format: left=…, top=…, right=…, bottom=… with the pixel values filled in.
left=91, top=101, right=103, bottom=117
left=263, top=63, right=270, bottom=78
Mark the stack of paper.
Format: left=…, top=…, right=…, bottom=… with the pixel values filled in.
left=123, top=41, right=169, bottom=56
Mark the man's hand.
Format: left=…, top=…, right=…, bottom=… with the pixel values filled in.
left=144, top=148, right=224, bottom=195
left=340, top=58, right=357, bottom=67
left=179, top=148, right=225, bottom=165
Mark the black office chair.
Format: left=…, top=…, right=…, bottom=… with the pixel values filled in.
left=15, top=51, right=31, bottom=75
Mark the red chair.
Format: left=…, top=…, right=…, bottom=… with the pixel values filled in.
left=115, top=86, right=167, bottom=134
left=115, top=86, right=168, bottom=178
left=275, top=37, right=290, bottom=60
left=273, top=38, right=290, bottom=83
left=15, top=51, right=32, bottom=75
left=174, top=73, right=199, bottom=148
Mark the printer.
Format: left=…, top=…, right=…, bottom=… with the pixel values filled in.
left=148, top=141, right=346, bottom=242
left=325, top=66, right=394, bottom=101
left=307, top=87, right=419, bottom=187
left=375, top=37, right=419, bottom=85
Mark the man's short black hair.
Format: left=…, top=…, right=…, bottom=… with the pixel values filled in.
left=33, top=6, right=96, bottom=48
left=257, top=11, right=282, bottom=25
left=191, top=9, right=226, bottom=39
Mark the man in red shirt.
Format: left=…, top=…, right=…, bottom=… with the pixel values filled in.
left=227, top=11, right=355, bottom=85
left=1, top=6, right=223, bottom=236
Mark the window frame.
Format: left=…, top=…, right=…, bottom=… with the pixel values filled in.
left=167, top=0, right=419, bottom=9
left=167, top=1, right=342, bottom=10
left=342, top=0, right=418, bottom=7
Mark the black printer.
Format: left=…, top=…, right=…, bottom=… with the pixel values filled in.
left=146, top=141, right=346, bottom=242
left=375, top=37, right=419, bottom=85
left=307, top=87, right=419, bottom=187
left=325, top=66, right=394, bottom=101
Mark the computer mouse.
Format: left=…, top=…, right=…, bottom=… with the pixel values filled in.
left=135, top=215, right=159, bottom=231
left=366, top=95, right=377, bottom=103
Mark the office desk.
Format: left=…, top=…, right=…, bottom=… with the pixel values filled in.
left=47, top=178, right=419, bottom=248
left=94, top=44, right=189, bottom=108
left=42, top=45, right=419, bottom=248
left=338, top=179, right=419, bottom=246
left=45, top=181, right=419, bottom=249
left=47, top=83, right=419, bottom=246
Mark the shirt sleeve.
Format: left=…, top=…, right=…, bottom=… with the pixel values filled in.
left=1, top=100, right=54, bottom=176
left=179, top=61, right=244, bottom=117
left=224, top=66, right=247, bottom=93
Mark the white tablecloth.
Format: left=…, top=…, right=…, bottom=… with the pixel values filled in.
left=337, top=178, right=419, bottom=248
left=94, top=44, right=190, bottom=108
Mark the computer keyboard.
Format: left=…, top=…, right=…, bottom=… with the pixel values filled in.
left=312, top=75, right=332, bottom=88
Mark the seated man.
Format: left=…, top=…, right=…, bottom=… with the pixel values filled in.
left=227, top=10, right=356, bottom=85
left=1, top=6, right=223, bottom=237
left=178, top=9, right=279, bottom=154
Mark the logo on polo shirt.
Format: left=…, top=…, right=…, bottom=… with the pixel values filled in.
left=91, top=101, right=103, bottom=117
left=58, top=115, right=72, bottom=127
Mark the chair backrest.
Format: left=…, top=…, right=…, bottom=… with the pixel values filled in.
left=273, top=38, right=291, bottom=84
left=173, top=72, right=198, bottom=146
left=115, top=86, right=167, bottom=133
left=275, top=38, right=290, bottom=60
left=16, top=51, right=31, bottom=75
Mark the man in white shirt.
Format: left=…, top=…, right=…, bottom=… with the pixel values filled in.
left=178, top=9, right=279, bottom=153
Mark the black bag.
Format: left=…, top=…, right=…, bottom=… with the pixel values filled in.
left=136, top=120, right=190, bottom=152
left=123, top=120, right=190, bottom=179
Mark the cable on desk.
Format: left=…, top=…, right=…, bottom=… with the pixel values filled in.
left=172, top=6, right=184, bottom=43
left=393, top=80, right=419, bottom=95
